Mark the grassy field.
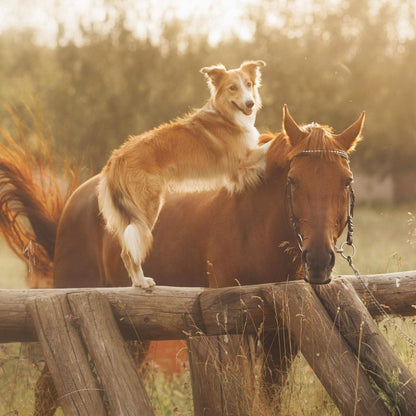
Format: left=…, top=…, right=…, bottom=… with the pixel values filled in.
left=0, top=202, right=415, bottom=415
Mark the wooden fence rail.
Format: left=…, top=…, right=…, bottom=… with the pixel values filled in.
left=1, top=271, right=416, bottom=343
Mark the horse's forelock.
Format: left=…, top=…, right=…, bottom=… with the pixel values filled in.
left=264, top=123, right=347, bottom=176
left=288, top=124, right=342, bottom=162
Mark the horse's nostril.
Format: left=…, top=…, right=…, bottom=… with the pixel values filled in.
left=329, top=250, right=335, bottom=268
left=246, top=100, right=255, bottom=109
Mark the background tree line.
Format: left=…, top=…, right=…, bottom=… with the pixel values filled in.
left=0, top=0, right=415, bottom=201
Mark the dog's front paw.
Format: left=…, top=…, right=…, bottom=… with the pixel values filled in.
left=143, top=277, right=156, bottom=288
left=132, top=276, right=156, bottom=289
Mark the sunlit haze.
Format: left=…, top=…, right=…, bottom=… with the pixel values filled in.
left=0, top=0, right=261, bottom=45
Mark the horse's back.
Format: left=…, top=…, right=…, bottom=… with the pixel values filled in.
left=53, top=174, right=211, bottom=289
left=144, top=192, right=213, bottom=287
left=54, top=174, right=128, bottom=288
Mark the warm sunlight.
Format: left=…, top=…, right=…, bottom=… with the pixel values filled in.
left=0, top=0, right=259, bottom=45
left=1, top=0, right=412, bottom=46
left=1, top=1, right=416, bottom=415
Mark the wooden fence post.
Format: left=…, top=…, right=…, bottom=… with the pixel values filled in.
left=187, top=334, right=255, bottom=416
left=314, top=278, right=416, bottom=415
left=187, top=335, right=224, bottom=416
left=218, top=334, right=255, bottom=415
left=68, top=291, right=154, bottom=416
left=28, top=295, right=107, bottom=416
left=263, top=284, right=390, bottom=416
left=186, top=288, right=256, bottom=416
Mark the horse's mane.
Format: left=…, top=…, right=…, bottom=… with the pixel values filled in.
left=260, top=131, right=290, bottom=175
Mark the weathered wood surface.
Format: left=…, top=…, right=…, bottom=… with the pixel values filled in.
left=187, top=335, right=223, bottom=416
left=2, top=271, right=416, bottom=343
left=347, top=271, right=416, bottom=317
left=263, top=284, right=390, bottom=416
left=1, top=286, right=204, bottom=342
left=27, top=295, right=107, bottom=416
left=188, top=334, right=255, bottom=416
left=68, top=292, right=154, bottom=416
left=315, top=279, right=416, bottom=416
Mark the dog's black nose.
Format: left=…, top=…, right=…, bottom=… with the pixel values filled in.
left=246, top=100, right=255, bottom=109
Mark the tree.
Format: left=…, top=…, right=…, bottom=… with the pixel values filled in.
left=1, top=0, right=415, bottom=201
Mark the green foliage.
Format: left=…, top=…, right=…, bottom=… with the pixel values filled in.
left=144, top=365, right=193, bottom=416
left=0, top=0, right=415, bottom=195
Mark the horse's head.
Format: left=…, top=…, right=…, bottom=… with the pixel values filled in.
left=282, top=105, right=364, bottom=284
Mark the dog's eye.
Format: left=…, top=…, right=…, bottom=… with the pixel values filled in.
left=247, top=81, right=252, bottom=88
left=229, top=85, right=238, bottom=91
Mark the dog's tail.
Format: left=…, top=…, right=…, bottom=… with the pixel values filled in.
left=97, top=169, right=153, bottom=264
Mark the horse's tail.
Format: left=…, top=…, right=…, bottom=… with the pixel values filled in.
left=0, top=129, right=81, bottom=288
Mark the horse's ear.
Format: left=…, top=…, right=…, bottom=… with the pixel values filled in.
left=282, top=105, right=307, bottom=147
left=334, top=112, right=365, bottom=152
left=200, top=64, right=227, bottom=88
left=239, top=60, right=266, bottom=84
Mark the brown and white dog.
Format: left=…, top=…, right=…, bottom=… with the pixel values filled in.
left=97, top=60, right=270, bottom=288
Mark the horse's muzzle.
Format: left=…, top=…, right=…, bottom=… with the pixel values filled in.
left=301, top=248, right=335, bottom=285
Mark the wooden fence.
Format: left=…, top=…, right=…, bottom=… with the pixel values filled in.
left=1, top=271, right=416, bottom=415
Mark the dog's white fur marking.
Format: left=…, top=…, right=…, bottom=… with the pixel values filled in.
left=97, top=177, right=120, bottom=235
left=124, top=224, right=142, bottom=263
left=245, top=126, right=261, bottom=148
left=98, top=60, right=269, bottom=288
left=132, top=270, right=155, bottom=289
left=123, top=223, right=155, bottom=288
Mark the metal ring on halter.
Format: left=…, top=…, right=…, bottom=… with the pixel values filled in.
left=339, top=241, right=356, bottom=260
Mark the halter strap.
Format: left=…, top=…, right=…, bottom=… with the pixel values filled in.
left=286, top=148, right=354, bottom=253
left=292, top=149, right=350, bottom=161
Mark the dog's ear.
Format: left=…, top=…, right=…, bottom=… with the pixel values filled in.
left=240, top=60, right=266, bottom=84
left=200, top=64, right=227, bottom=88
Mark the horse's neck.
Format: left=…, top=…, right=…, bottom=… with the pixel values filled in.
left=237, top=175, right=292, bottom=237
left=211, top=174, right=300, bottom=284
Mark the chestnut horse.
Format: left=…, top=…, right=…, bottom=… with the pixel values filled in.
left=0, top=106, right=364, bottom=414
left=55, top=105, right=363, bottom=289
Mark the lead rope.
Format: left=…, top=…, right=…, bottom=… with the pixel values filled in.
left=337, top=192, right=416, bottom=348
left=342, top=253, right=416, bottom=348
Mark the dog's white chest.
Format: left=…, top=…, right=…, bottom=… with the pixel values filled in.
left=244, top=125, right=260, bottom=149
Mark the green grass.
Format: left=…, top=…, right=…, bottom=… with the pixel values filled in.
left=145, top=366, right=193, bottom=416
left=0, top=203, right=415, bottom=415
left=0, top=239, right=27, bottom=289
left=333, top=203, right=416, bottom=275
